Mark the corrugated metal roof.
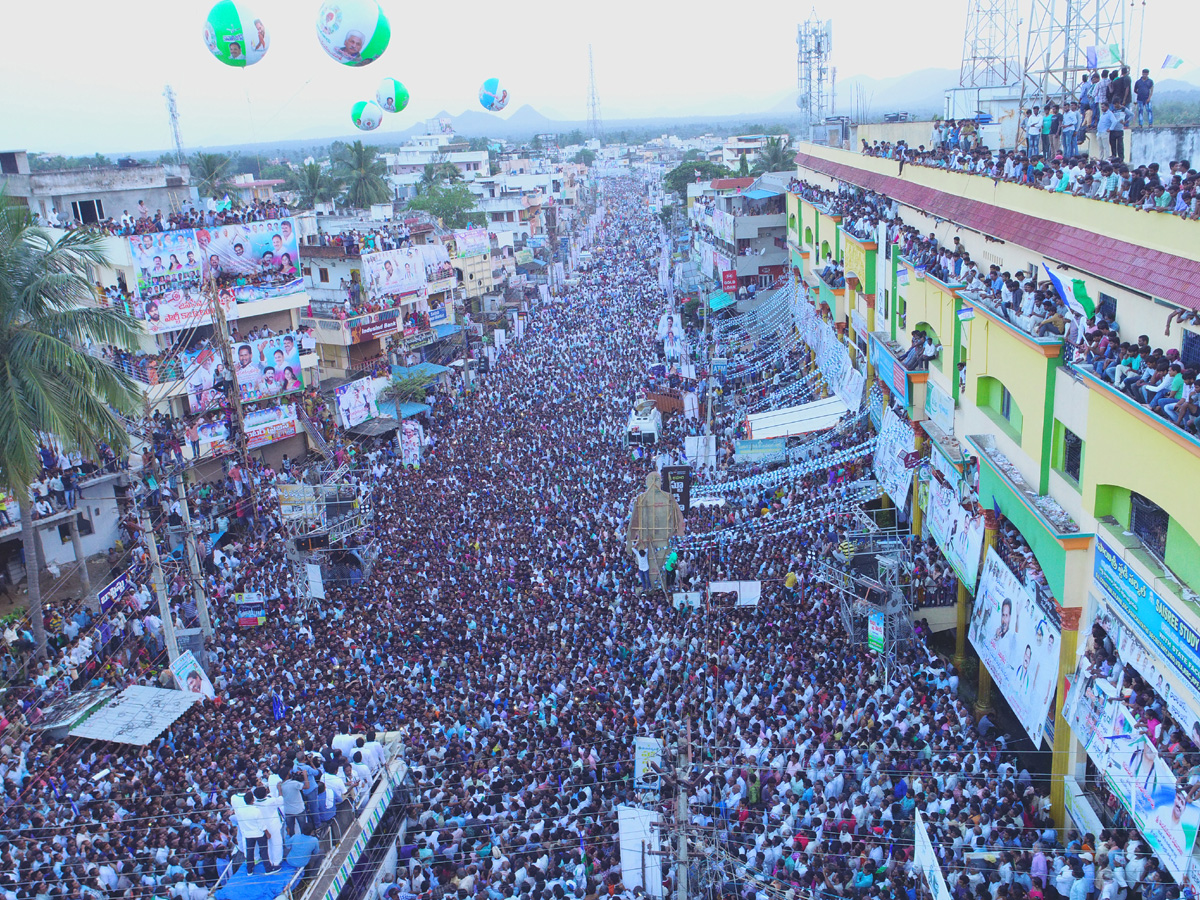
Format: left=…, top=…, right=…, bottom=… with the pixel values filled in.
left=793, top=151, right=1200, bottom=312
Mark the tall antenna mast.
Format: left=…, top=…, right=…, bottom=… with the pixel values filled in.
left=796, top=11, right=833, bottom=130
left=587, top=44, right=603, bottom=141
left=959, top=0, right=1022, bottom=87
left=1021, top=0, right=1126, bottom=105
left=163, top=84, right=186, bottom=166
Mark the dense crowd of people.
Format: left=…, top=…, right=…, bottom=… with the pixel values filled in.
left=41, top=198, right=291, bottom=236
left=0, top=177, right=1169, bottom=900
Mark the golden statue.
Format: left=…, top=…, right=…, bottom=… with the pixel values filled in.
left=628, top=471, right=684, bottom=587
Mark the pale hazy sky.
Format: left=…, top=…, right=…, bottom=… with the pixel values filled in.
left=4, top=0, right=1192, bottom=155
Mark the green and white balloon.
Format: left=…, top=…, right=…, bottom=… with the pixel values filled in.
left=352, top=100, right=384, bottom=131
left=316, top=0, right=391, bottom=67
left=376, top=78, right=410, bottom=114
left=203, top=0, right=270, bottom=68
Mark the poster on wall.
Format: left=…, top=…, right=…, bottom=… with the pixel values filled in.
left=335, top=379, right=380, bottom=428
left=362, top=247, right=426, bottom=301
left=232, top=333, right=304, bottom=403
left=400, top=418, right=424, bottom=466
left=873, top=407, right=916, bottom=505
left=183, top=346, right=229, bottom=414
left=130, top=231, right=203, bottom=299
left=968, top=547, right=1061, bottom=745
left=927, top=476, right=985, bottom=590
left=453, top=227, right=490, bottom=258
left=199, top=218, right=302, bottom=300
left=197, top=406, right=297, bottom=454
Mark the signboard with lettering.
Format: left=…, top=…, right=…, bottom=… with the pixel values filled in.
left=721, top=270, right=738, bottom=292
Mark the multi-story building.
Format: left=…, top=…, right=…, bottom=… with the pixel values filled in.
left=689, top=175, right=789, bottom=292
left=381, top=132, right=490, bottom=199
left=0, top=150, right=196, bottom=226
left=719, top=134, right=772, bottom=170
left=790, top=142, right=1200, bottom=869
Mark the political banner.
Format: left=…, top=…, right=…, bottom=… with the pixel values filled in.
left=130, top=286, right=234, bottom=336
left=243, top=406, right=299, bottom=449
left=661, top=465, right=692, bottom=514
left=927, top=476, right=985, bottom=591
left=199, top=218, right=301, bottom=300
left=362, top=247, right=426, bottom=301
left=926, top=475, right=984, bottom=595
left=453, top=227, right=490, bottom=258
left=836, top=366, right=866, bottom=413
left=633, top=736, right=663, bottom=797
left=968, top=547, right=1061, bottom=745
left=196, top=419, right=233, bottom=455
left=182, top=345, right=230, bottom=414
left=171, top=649, right=215, bottom=699
left=129, top=231, right=203, bottom=299
left=232, top=333, right=305, bottom=403
left=400, top=418, right=423, bottom=466
left=97, top=567, right=135, bottom=614
left=277, top=483, right=320, bottom=521
left=234, top=592, right=266, bottom=627
left=349, top=309, right=402, bottom=344
left=873, top=407, right=916, bottom=505
left=335, top=380, right=380, bottom=429
left=914, top=811, right=952, bottom=900
left=868, top=611, right=885, bottom=652
left=711, top=208, right=735, bottom=244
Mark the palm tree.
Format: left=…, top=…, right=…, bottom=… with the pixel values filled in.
left=288, top=162, right=344, bottom=209
left=336, top=141, right=390, bottom=209
left=190, top=151, right=234, bottom=200
left=752, top=135, right=796, bottom=174
left=418, top=156, right=465, bottom=194
left=0, top=193, right=141, bottom=654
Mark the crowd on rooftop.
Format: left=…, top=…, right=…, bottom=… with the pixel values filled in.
left=39, top=199, right=292, bottom=237
left=0, top=177, right=1185, bottom=900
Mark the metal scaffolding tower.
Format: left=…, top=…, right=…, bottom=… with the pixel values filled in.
left=796, top=12, right=833, bottom=128
left=163, top=85, right=186, bottom=166
left=587, top=44, right=603, bottom=141
left=1021, top=0, right=1126, bottom=104
left=959, top=0, right=1022, bottom=87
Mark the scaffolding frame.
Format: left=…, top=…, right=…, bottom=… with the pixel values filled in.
left=1021, top=0, right=1126, bottom=105
left=959, top=0, right=1022, bottom=88
left=796, top=13, right=833, bottom=129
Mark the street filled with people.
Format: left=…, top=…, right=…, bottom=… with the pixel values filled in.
left=0, top=177, right=1133, bottom=900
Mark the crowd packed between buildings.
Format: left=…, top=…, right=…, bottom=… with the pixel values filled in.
left=0, top=178, right=1169, bottom=900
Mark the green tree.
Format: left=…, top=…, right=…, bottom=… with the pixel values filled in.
left=288, top=162, right=344, bottom=209
left=563, top=129, right=587, bottom=146
left=664, top=160, right=733, bottom=198
left=737, top=153, right=750, bottom=177
left=406, top=183, right=483, bottom=230
left=752, top=135, right=795, bottom=174
left=191, top=151, right=234, bottom=199
left=530, top=134, right=543, bottom=151
left=381, top=372, right=435, bottom=405
left=682, top=149, right=704, bottom=162
left=0, top=193, right=141, bottom=654
left=337, top=141, right=390, bottom=208
left=572, top=149, right=597, bottom=166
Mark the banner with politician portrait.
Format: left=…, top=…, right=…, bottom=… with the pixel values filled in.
left=198, top=218, right=301, bottom=300
left=232, top=333, right=305, bottom=403
left=335, top=379, right=380, bottom=428
left=453, top=227, right=490, bottom=258
left=927, top=476, right=985, bottom=590
left=363, top=247, right=426, bottom=302
left=873, top=407, right=916, bottom=506
left=968, top=547, right=1061, bottom=745
left=171, top=650, right=215, bottom=699
left=129, top=231, right=203, bottom=299
left=182, top=346, right=230, bottom=414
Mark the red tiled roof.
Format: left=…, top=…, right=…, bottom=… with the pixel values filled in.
left=793, top=151, right=1200, bottom=312
left=711, top=177, right=755, bottom=191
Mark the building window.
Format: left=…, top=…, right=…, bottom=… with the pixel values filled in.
left=58, top=513, right=94, bottom=543
left=1000, top=386, right=1014, bottom=422
left=302, top=266, right=312, bottom=277
left=1058, top=425, right=1083, bottom=483
left=1097, top=292, right=1118, bottom=324
left=1131, top=492, right=1168, bottom=559
left=977, top=376, right=1022, bottom=442
left=318, top=268, right=330, bottom=283
left=0, top=153, right=19, bottom=175
left=70, top=199, right=104, bottom=225
left=1180, top=328, right=1200, bottom=370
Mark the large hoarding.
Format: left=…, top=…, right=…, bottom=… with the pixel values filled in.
left=927, top=476, right=985, bottom=590
left=232, top=332, right=305, bottom=403
left=968, top=547, right=1061, bottom=745
left=199, top=219, right=302, bottom=300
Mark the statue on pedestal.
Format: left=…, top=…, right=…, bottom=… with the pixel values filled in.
left=627, top=471, right=684, bottom=589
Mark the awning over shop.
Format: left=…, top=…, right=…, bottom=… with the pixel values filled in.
left=708, top=292, right=736, bottom=312
left=391, top=363, right=450, bottom=379
left=348, top=416, right=400, bottom=436
left=742, top=188, right=782, bottom=200
left=397, top=402, right=431, bottom=418
left=433, top=323, right=463, bottom=339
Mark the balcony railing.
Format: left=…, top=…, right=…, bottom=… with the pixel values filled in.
left=869, top=331, right=930, bottom=411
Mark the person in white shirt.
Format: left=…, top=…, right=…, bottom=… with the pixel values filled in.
left=234, top=792, right=273, bottom=875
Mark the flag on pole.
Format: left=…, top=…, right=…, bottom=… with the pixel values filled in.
left=1105, top=44, right=1122, bottom=66
left=1163, top=54, right=1185, bottom=69
left=1042, top=264, right=1096, bottom=318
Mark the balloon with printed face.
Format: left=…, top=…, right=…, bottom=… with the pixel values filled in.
left=352, top=100, right=384, bottom=131
left=479, top=78, right=510, bottom=112
left=376, top=78, right=410, bottom=113
left=316, top=0, right=391, bottom=67
left=204, top=0, right=270, bottom=67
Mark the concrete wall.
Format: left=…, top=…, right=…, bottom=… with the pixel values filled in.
left=1130, top=125, right=1200, bottom=169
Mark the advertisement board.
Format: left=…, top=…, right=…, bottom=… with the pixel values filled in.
left=335, top=379, right=380, bottom=428
left=968, top=547, right=1061, bottom=745
left=873, top=407, right=916, bottom=505
left=661, top=465, right=692, bottom=514
left=453, top=227, right=490, bottom=258
left=197, top=406, right=297, bottom=454
left=400, top=419, right=424, bottom=466
left=97, top=567, right=134, bottom=613
left=721, top=269, right=738, bottom=292
left=927, top=476, right=985, bottom=591
left=711, top=208, right=735, bottom=244
left=171, top=649, right=215, bottom=699
left=182, top=346, right=229, bottom=414
left=199, top=218, right=302, bottom=301
left=235, top=592, right=267, bottom=627
left=925, top=381, right=955, bottom=434
left=349, top=309, right=401, bottom=343
left=362, top=247, right=426, bottom=301
left=232, top=332, right=304, bottom=403
left=914, top=811, right=952, bottom=900
left=130, top=230, right=203, bottom=299
left=277, top=483, right=320, bottom=522
left=634, top=736, right=663, bottom=797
